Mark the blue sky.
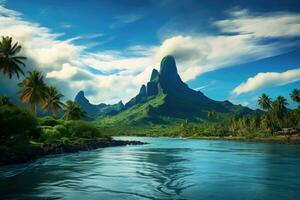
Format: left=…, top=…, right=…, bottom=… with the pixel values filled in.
left=0, top=0, right=300, bottom=108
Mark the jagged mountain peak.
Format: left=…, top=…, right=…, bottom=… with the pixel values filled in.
left=75, top=90, right=90, bottom=105
left=122, top=55, right=253, bottom=121
left=158, top=55, right=188, bottom=94
left=117, top=100, right=124, bottom=106
left=74, top=91, right=124, bottom=116
left=160, top=55, right=178, bottom=76
left=77, top=90, right=85, bottom=96
left=150, top=69, right=159, bottom=82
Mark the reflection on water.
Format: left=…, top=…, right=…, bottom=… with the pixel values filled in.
left=0, top=137, right=300, bottom=200
left=135, top=148, right=194, bottom=198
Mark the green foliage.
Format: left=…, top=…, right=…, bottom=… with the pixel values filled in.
left=0, top=95, right=12, bottom=106
left=291, top=89, right=300, bottom=104
left=39, top=116, right=61, bottom=127
left=0, top=105, right=41, bottom=144
left=180, top=120, right=190, bottom=136
left=18, top=70, right=48, bottom=113
left=42, top=86, right=64, bottom=116
left=63, top=100, right=86, bottom=120
left=0, top=36, right=26, bottom=79
left=64, top=120, right=108, bottom=139
left=97, top=94, right=166, bottom=125
left=258, top=93, right=272, bottom=110
left=39, top=120, right=111, bottom=144
left=40, top=125, right=61, bottom=142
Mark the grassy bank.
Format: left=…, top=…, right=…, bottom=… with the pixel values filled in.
left=96, top=122, right=300, bottom=145
left=190, top=135, right=300, bottom=145
left=0, top=105, right=146, bottom=166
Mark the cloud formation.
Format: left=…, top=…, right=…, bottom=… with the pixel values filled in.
left=232, top=68, right=300, bottom=96
left=216, top=9, right=300, bottom=37
left=1, top=5, right=300, bottom=104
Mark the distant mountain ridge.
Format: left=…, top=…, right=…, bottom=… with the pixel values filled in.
left=75, top=91, right=124, bottom=116
left=75, top=55, right=253, bottom=124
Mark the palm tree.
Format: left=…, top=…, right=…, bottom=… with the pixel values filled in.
left=18, top=70, right=48, bottom=113
left=0, top=95, right=12, bottom=106
left=290, top=89, right=300, bottom=104
left=273, top=96, right=288, bottom=112
left=271, top=96, right=289, bottom=128
left=63, top=100, right=85, bottom=120
left=0, top=36, right=26, bottom=78
left=42, top=86, right=64, bottom=116
left=258, top=93, right=272, bottom=110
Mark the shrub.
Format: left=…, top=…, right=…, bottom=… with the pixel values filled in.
left=54, top=124, right=70, bottom=137
left=64, top=120, right=110, bottom=139
left=39, top=116, right=61, bottom=127
left=0, top=105, right=41, bottom=144
left=40, top=126, right=61, bottom=142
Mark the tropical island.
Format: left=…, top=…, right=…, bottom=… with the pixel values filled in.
left=0, top=36, right=300, bottom=166
left=2, top=1, right=300, bottom=199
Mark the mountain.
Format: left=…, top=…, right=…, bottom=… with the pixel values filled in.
left=95, top=55, right=253, bottom=125
left=74, top=91, right=124, bottom=117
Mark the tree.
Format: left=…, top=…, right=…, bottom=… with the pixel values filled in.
left=273, top=96, right=288, bottom=113
left=290, top=89, right=300, bottom=105
left=180, top=120, right=191, bottom=136
left=208, top=111, right=216, bottom=119
left=0, top=105, right=41, bottom=144
left=0, top=36, right=26, bottom=78
left=0, top=95, right=12, bottom=106
left=260, top=114, right=275, bottom=134
left=63, top=100, right=85, bottom=120
left=271, top=96, right=288, bottom=128
left=258, top=93, right=272, bottom=110
left=18, top=70, right=48, bottom=113
left=42, top=86, right=64, bottom=116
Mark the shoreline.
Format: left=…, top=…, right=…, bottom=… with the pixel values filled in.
left=116, top=134, right=300, bottom=145
left=1, top=135, right=299, bottom=166
left=0, top=139, right=147, bottom=166
left=189, top=135, right=300, bottom=145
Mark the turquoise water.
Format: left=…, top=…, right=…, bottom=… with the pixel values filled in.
left=1, top=137, right=300, bottom=199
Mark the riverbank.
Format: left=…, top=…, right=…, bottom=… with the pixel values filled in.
left=190, top=135, right=300, bottom=145
left=0, top=139, right=147, bottom=166
left=113, top=132, right=300, bottom=145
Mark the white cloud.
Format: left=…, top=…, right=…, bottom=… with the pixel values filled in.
left=1, top=5, right=300, bottom=104
left=232, top=68, right=300, bottom=96
left=46, top=63, right=77, bottom=79
left=0, top=8, right=84, bottom=70
left=216, top=9, right=300, bottom=37
left=193, top=80, right=216, bottom=91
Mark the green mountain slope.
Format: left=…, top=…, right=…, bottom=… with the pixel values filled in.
left=95, top=55, right=253, bottom=126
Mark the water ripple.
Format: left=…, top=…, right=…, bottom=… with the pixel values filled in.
left=1, top=137, right=300, bottom=199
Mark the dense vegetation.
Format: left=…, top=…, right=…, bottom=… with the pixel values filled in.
left=0, top=36, right=111, bottom=154
left=0, top=103, right=110, bottom=149
left=97, top=90, right=300, bottom=141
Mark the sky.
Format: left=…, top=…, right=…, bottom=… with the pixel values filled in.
left=0, top=0, right=300, bottom=109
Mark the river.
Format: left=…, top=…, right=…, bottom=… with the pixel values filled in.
left=1, top=137, right=300, bottom=199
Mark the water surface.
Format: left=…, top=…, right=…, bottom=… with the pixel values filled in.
left=1, top=137, right=300, bottom=199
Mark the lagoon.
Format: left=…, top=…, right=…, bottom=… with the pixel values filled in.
left=1, top=137, right=300, bottom=199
